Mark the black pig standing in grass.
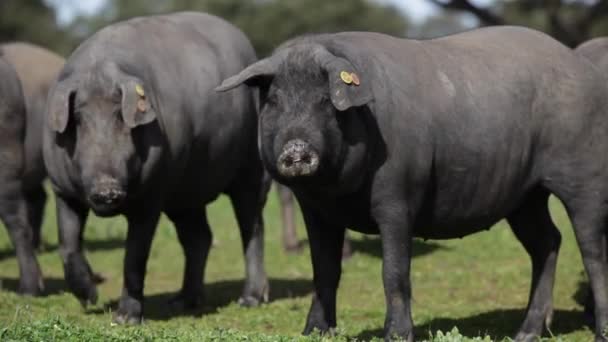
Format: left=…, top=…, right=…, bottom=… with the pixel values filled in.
left=218, top=27, right=608, bottom=342
left=1, top=43, right=66, bottom=250
left=43, top=12, right=269, bottom=324
left=0, top=53, right=44, bottom=295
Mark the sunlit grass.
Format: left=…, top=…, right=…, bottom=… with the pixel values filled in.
left=0, top=188, right=594, bottom=341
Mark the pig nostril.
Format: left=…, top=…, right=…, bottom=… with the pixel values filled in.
left=284, top=156, right=294, bottom=168
left=90, top=189, right=126, bottom=206
left=110, top=190, right=122, bottom=199
left=302, top=154, right=311, bottom=165
left=277, top=139, right=320, bottom=177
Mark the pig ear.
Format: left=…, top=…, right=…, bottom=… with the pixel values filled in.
left=215, top=51, right=288, bottom=92
left=48, top=83, right=76, bottom=133
left=313, top=48, right=373, bottom=111
left=215, top=60, right=277, bottom=92
left=120, top=80, right=156, bottom=129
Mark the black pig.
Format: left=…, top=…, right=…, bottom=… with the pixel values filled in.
left=219, top=27, right=608, bottom=341
left=0, top=53, right=43, bottom=295
left=44, top=12, right=269, bottom=324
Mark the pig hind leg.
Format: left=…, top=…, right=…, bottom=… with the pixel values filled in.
left=229, top=171, right=271, bottom=307
left=25, top=185, right=47, bottom=250
left=506, top=189, right=560, bottom=341
left=583, top=231, right=608, bottom=327
left=0, top=181, right=43, bottom=295
left=561, top=196, right=608, bottom=342
left=545, top=168, right=608, bottom=341
left=277, top=183, right=302, bottom=253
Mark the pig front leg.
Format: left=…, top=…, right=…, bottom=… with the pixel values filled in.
left=300, top=205, right=345, bottom=335
left=113, top=208, right=160, bottom=324
left=56, top=194, right=96, bottom=306
left=374, top=201, right=414, bottom=342
left=166, top=208, right=212, bottom=311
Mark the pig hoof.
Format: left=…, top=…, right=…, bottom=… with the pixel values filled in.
left=383, top=328, right=413, bottom=342
left=115, top=295, right=143, bottom=323
left=302, top=323, right=333, bottom=336
left=168, top=292, right=203, bottom=312
left=77, top=288, right=98, bottom=308
left=112, top=311, right=142, bottom=325
left=74, top=285, right=98, bottom=308
left=71, top=284, right=98, bottom=307
left=514, top=332, right=539, bottom=342
left=239, top=281, right=269, bottom=307
left=65, top=254, right=98, bottom=306
left=18, top=281, right=43, bottom=296
left=238, top=295, right=261, bottom=307
left=17, top=270, right=45, bottom=296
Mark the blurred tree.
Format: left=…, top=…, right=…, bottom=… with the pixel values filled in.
left=212, top=0, right=409, bottom=56
left=427, top=0, right=608, bottom=47
left=408, top=12, right=471, bottom=38
left=0, top=0, right=71, bottom=54
left=69, top=0, right=409, bottom=56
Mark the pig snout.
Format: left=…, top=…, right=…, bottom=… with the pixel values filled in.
left=277, top=139, right=320, bottom=178
left=88, top=176, right=126, bottom=209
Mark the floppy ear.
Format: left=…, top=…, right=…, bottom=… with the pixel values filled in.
left=215, top=50, right=289, bottom=92
left=47, top=82, right=76, bottom=133
left=120, top=79, right=156, bottom=128
left=312, top=47, right=373, bottom=111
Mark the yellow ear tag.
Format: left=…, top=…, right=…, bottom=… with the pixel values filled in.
left=350, top=73, right=360, bottom=86
left=137, top=99, right=147, bottom=112
left=135, top=84, right=145, bottom=97
left=340, top=71, right=353, bottom=84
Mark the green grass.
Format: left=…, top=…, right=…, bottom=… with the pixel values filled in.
left=0, top=188, right=595, bottom=341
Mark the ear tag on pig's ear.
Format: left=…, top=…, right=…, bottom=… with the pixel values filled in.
left=135, top=84, right=145, bottom=97
left=350, top=73, right=360, bottom=86
left=340, top=71, right=353, bottom=84
left=137, top=99, right=147, bottom=112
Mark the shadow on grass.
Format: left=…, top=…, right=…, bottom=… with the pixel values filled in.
left=355, top=308, right=587, bottom=341
left=572, top=272, right=595, bottom=328
left=0, top=277, right=67, bottom=296
left=0, top=237, right=124, bottom=261
left=350, top=237, right=445, bottom=259
left=573, top=271, right=589, bottom=309
left=1, top=272, right=106, bottom=297
left=90, top=277, right=312, bottom=321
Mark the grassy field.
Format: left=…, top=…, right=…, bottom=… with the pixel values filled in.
left=0, top=187, right=596, bottom=341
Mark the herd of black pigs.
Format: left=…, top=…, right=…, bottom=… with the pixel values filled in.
left=2, top=11, right=608, bottom=342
